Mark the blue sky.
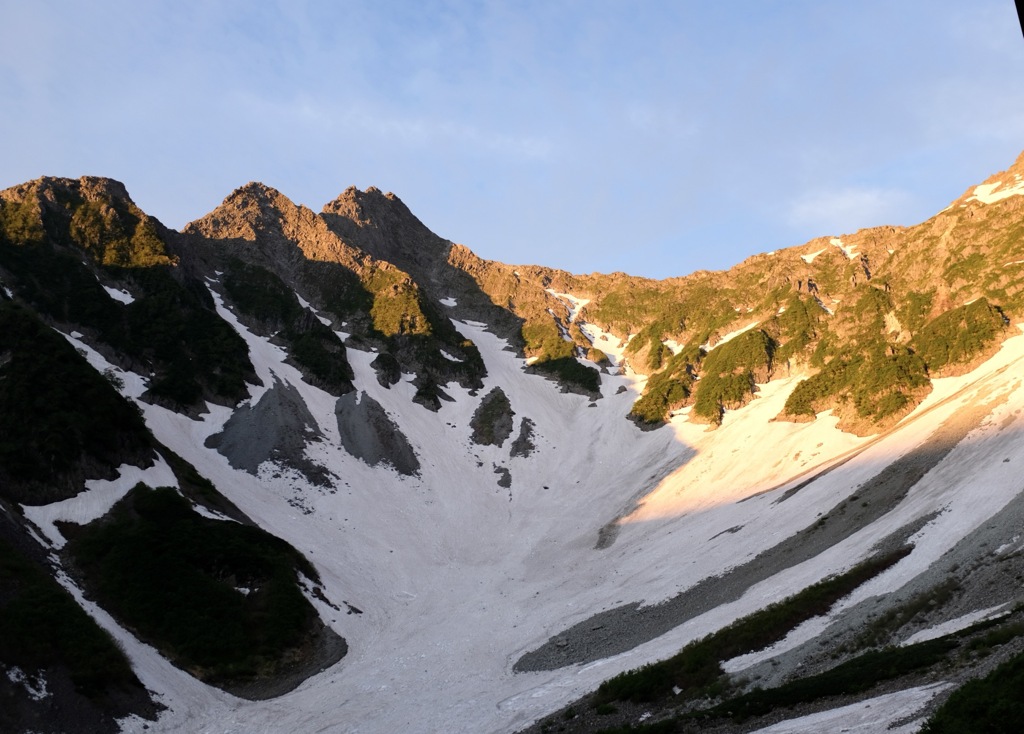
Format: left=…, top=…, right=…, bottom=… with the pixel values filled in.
left=2, top=1, right=1023, bottom=279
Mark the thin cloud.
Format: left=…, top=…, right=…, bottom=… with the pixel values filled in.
left=787, top=187, right=918, bottom=235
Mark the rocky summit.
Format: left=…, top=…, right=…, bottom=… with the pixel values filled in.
left=2, top=152, right=1024, bottom=734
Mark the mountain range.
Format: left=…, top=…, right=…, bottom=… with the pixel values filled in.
left=2, top=151, right=1024, bottom=733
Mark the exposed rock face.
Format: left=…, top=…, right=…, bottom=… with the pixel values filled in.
left=370, top=352, right=401, bottom=387
left=335, top=391, right=420, bottom=476
left=205, top=379, right=333, bottom=486
left=470, top=387, right=515, bottom=447
left=510, top=417, right=536, bottom=458
left=186, top=183, right=487, bottom=403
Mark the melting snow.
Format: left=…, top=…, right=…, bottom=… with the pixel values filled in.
left=103, top=285, right=135, bottom=304
left=546, top=289, right=590, bottom=323
left=967, top=178, right=1024, bottom=205
left=5, top=666, right=49, bottom=701
left=830, top=237, right=858, bottom=260
left=663, top=339, right=684, bottom=356
left=800, top=248, right=825, bottom=264
left=440, top=296, right=458, bottom=307
left=702, top=321, right=760, bottom=352
left=295, top=292, right=333, bottom=326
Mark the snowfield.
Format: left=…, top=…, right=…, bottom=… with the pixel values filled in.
left=29, top=300, right=1024, bottom=733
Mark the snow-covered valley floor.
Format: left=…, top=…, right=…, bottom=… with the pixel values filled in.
left=40, top=316, right=1024, bottom=734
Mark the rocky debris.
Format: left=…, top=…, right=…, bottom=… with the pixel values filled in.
left=510, top=417, right=536, bottom=458
left=470, top=387, right=515, bottom=447
left=493, top=465, right=512, bottom=488
left=370, top=352, right=401, bottom=387
left=205, top=379, right=333, bottom=487
left=335, top=391, right=420, bottom=476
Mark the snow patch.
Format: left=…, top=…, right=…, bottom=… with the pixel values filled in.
left=102, top=285, right=135, bottom=304
left=440, top=296, right=458, bottom=307
left=749, top=683, right=950, bottom=733
left=22, top=456, right=178, bottom=548
left=967, top=179, right=1024, bottom=205
left=295, top=292, right=333, bottom=326
left=663, top=339, right=684, bottom=356
left=546, top=289, right=590, bottom=323
left=59, top=330, right=149, bottom=399
left=800, top=248, right=825, bottom=264
left=5, top=666, right=49, bottom=701
left=902, top=605, right=1010, bottom=646
left=702, top=321, right=759, bottom=352
left=830, top=237, right=858, bottom=260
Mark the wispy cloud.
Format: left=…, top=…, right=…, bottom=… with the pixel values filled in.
left=787, top=187, right=918, bottom=234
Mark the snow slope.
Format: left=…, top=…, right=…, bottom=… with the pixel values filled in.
left=34, top=298, right=1024, bottom=733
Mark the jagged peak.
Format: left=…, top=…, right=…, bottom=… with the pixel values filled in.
left=321, top=184, right=414, bottom=225
left=185, top=181, right=319, bottom=242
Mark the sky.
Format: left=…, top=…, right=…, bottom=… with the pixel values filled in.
left=2, top=1, right=1023, bottom=280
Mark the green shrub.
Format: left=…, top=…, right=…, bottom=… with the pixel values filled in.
left=692, top=330, right=774, bottom=424
left=0, top=303, right=152, bottom=503
left=67, top=485, right=321, bottom=684
left=922, top=649, right=1024, bottom=732
left=783, top=345, right=928, bottom=422
left=531, top=356, right=601, bottom=395
left=911, top=298, right=1006, bottom=373
left=223, top=259, right=354, bottom=394
left=0, top=537, right=139, bottom=698
left=596, top=548, right=909, bottom=705
left=695, top=638, right=956, bottom=722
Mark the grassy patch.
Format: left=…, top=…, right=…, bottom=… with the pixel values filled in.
left=628, top=349, right=698, bottom=425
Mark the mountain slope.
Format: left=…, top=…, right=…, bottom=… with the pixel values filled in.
left=0, top=153, right=1023, bottom=733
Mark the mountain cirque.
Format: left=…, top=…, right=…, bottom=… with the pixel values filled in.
left=0, top=152, right=1023, bottom=733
